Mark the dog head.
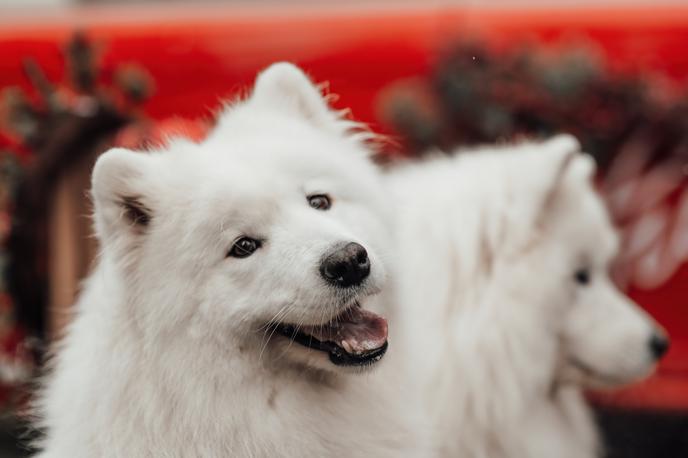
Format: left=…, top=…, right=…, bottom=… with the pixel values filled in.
left=91, top=63, right=391, bottom=374
left=513, top=136, right=668, bottom=389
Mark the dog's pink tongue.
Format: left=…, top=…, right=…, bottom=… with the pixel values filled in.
left=306, top=307, right=388, bottom=354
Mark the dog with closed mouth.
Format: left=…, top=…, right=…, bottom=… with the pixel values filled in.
left=33, top=63, right=425, bottom=457
left=386, top=136, right=669, bottom=458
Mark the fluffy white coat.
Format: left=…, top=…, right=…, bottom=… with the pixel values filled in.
left=35, top=62, right=663, bottom=458
left=386, top=137, right=665, bottom=458
left=34, top=63, right=425, bottom=458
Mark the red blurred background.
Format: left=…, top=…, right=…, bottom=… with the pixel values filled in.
left=0, top=3, right=687, bottom=456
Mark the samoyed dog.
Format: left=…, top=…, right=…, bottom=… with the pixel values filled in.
left=34, top=63, right=425, bottom=457
left=386, top=136, right=669, bottom=458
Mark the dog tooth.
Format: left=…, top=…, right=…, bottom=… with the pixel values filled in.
left=341, top=340, right=353, bottom=354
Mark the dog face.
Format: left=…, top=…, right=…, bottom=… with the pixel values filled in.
left=523, top=137, right=668, bottom=389
left=91, top=63, right=391, bottom=373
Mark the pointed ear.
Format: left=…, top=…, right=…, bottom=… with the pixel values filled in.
left=91, top=147, right=156, bottom=246
left=249, top=62, right=338, bottom=128
left=534, top=134, right=589, bottom=228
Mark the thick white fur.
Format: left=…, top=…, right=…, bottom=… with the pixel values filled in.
left=386, top=136, right=665, bottom=458
left=35, top=62, right=663, bottom=458
left=34, top=63, right=425, bottom=457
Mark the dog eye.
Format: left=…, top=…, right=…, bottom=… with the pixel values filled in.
left=228, top=237, right=261, bottom=258
left=574, top=268, right=591, bottom=285
left=307, top=194, right=331, bottom=211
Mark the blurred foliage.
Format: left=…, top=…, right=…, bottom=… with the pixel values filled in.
left=381, top=41, right=688, bottom=171
left=0, top=32, right=155, bottom=415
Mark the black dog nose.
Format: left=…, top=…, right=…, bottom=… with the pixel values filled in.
left=320, top=242, right=370, bottom=288
left=649, top=333, right=670, bottom=360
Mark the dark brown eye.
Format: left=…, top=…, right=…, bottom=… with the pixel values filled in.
left=574, top=268, right=590, bottom=285
left=308, top=194, right=331, bottom=211
left=228, top=237, right=261, bottom=258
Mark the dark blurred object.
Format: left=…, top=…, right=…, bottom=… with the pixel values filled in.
left=0, top=416, right=26, bottom=458
left=382, top=40, right=688, bottom=171
left=1, top=32, right=154, bottom=343
left=0, top=147, right=34, bottom=410
left=597, top=407, right=688, bottom=457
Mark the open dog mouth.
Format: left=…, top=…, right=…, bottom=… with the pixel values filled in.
left=273, top=303, right=388, bottom=367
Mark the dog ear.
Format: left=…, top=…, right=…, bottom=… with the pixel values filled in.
left=250, top=62, right=339, bottom=129
left=534, top=134, right=594, bottom=228
left=91, top=147, right=156, bottom=247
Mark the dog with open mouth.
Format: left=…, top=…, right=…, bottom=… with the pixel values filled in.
left=33, top=63, right=425, bottom=458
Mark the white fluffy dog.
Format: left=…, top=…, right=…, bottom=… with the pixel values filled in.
left=34, top=63, right=424, bottom=457
left=34, top=61, right=665, bottom=458
left=386, top=136, right=668, bottom=458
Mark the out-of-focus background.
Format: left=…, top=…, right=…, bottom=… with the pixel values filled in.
left=0, top=1, right=687, bottom=456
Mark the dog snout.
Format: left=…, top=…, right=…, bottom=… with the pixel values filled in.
left=648, top=332, right=670, bottom=360
left=320, top=242, right=370, bottom=288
